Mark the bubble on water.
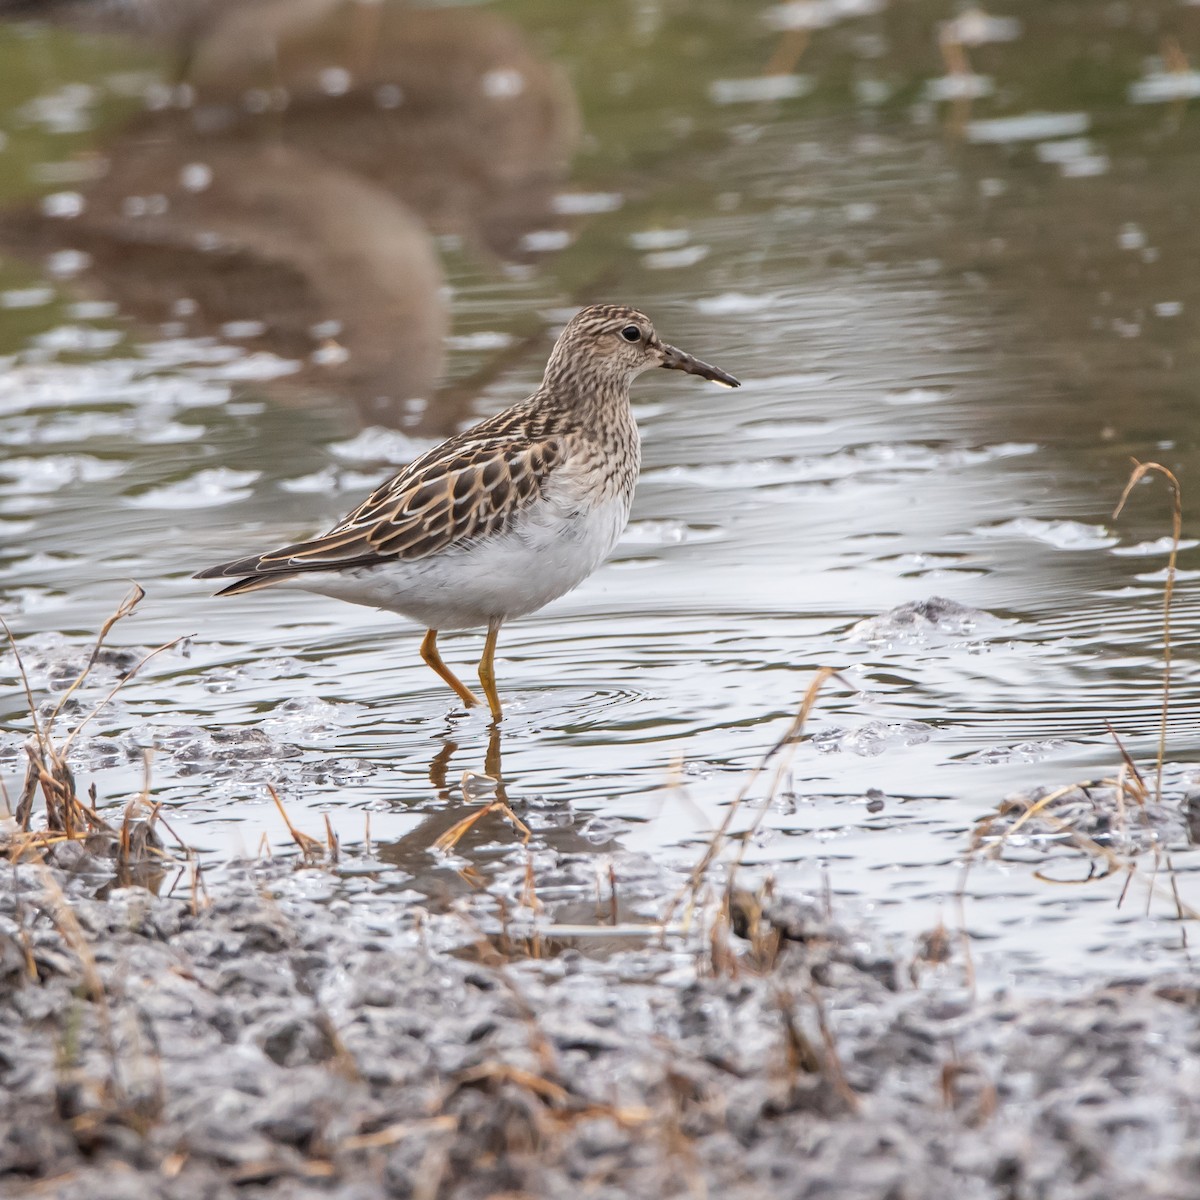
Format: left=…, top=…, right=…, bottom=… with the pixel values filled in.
left=220, top=320, right=265, bottom=340
left=263, top=696, right=366, bottom=740
left=967, top=112, right=1089, bottom=143
left=643, top=245, right=709, bottom=270
left=1034, top=138, right=1110, bottom=178
left=1154, top=301, right=1183, bottom=318
left=937, top=12, right=1021, bottom=45
left=1036, top=138, right=1091, bottom=163
left=1117, top=223, right=1147, bottom=251
left=329, top=427, right=431, bottom=465
left=846, top=597, right=1007, bottom=646
left=143, top=82, right=178, bottom=111
left=924, top=74, right=993, bottom=102
left=709, top=75, right=813, bottom=105
left=960, top=739, right=1083, bottom=765
left=180, top=162, right=213, bottom=192
left=620, top=520, right=724, bottom=546
left=318, top=67, right=352, bottom=96
left=482, top=68, right=525, bottom=99
left=882, top=387, right=952, bottom=406
left=552, top=192, right=624, bottom=215
left=972, top=518, right=1118, bottom=551
left=45, top=249, right=91, bottom=278
left=311, top=341, right=349, bottom=366
left=279, top=466, right=340, bottom=494
left=126, top=467, right=260, bottom=509
left=33, top=158, right=107, bottom=186
left=1134, top=567, right=1200, bottom=584
left=0, top=454, right=122, bottom=493
left=629, top=229, right=690, bottom=251
left=67, top=300, right=117, bottom=321
left=1129, top=68, right=1200, bottom=105
left=765, top=1, right=884, bottom=32
left=2, top=287, right=54, bottom=309
left=1059, top=155, right=1109, bottom=178
left=207, top=352, right=302, bottom=381
left=19, top=83, right=96, bottom=135
left=695, top=292, right=775, bottom=315
left=812, top=720, right=932, bottom=757
left=645, top=441, right=1036, bottom=490
left=519, top=229, right=572, bottom=253
left=1111, top=536, right=1199, bottom=557
left=855, top=79, right=892, bottom=106
left=41, top=191, right=85, bottom=219
left=446, top=331, right=515, bottom=351
left=33, top=325, right=121, bottom=354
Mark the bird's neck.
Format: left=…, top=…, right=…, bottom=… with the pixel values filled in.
left=538, top=361, right=635, bottom=436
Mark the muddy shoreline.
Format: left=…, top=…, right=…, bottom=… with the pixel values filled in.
left=2, top=839, right=1197, bottom=1199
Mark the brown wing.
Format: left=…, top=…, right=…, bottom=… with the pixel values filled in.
left=195, top=424, right=565, bottom=592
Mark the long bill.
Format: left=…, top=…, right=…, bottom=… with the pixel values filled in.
left=658, top=342, right=741, bottom=388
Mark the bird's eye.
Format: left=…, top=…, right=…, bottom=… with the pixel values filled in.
left=620, top=325, right=642, bottom=343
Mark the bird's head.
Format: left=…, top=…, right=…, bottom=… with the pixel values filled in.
left=544, top=303, right=741, bottom=393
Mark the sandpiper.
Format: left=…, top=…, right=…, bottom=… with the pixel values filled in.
left=195, top=304, right=740, bottom=720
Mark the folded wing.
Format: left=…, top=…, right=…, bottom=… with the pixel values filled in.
left=195, top=427, right=565, bottom=595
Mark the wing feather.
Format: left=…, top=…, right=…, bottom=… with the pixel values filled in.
left=195, top=419, right=567, bottom=590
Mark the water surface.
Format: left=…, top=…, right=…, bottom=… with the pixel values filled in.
left=3, top=0, right=1200, bottom=988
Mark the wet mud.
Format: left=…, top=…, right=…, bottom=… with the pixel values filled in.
left=2, top=844, right=1199, bottom=1199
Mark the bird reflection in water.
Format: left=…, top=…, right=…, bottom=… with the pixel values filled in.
left=427, top=725, right=529, bottom=856
left=382, top=724, right=648, bottom=960
left=374, top=724, right=620, bottom=903
left=374, top=724, right=525, bottom=888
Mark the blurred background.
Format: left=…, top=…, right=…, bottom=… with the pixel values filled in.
left=3, top=0, right=1200, bottom=985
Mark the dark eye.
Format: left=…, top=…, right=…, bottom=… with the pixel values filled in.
left=620, top=325, right=641, bottom=343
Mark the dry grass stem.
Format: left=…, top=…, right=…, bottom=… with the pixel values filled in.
left=665, top=668, right=844, bottom=930
left=1104, top=722, right=1149, bottom=806
left=1113, top=459, right=1181, bottom=804
left=339, top=1116, right=458, bottom=1153
left=47, top=584, right=145, bottom=729
left=810, top=986, right=860, bottom=1113
left=267, top=785, right=325, bottom=862
left=433, top=792, right=531, bottom=853
left=2, top=587, right=188, bottom=881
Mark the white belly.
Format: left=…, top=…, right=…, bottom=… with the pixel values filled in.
left=288, top=493, right=630, bottom=630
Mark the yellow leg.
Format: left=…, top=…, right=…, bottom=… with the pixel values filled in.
left=420, top=629, right=480, bottom=708
left=478, top=619, right=504, bottom=723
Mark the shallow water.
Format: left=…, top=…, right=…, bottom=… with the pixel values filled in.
left=4, top=0, right=1200, bottom=989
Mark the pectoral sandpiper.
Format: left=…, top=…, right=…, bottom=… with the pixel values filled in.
left=196, top=304, right=740, bottom=720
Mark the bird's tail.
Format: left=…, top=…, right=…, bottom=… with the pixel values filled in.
left=194, top=553, right=299, bottom=597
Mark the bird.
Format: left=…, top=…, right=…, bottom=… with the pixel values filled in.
left=195, top=303, right=741, bottom=721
